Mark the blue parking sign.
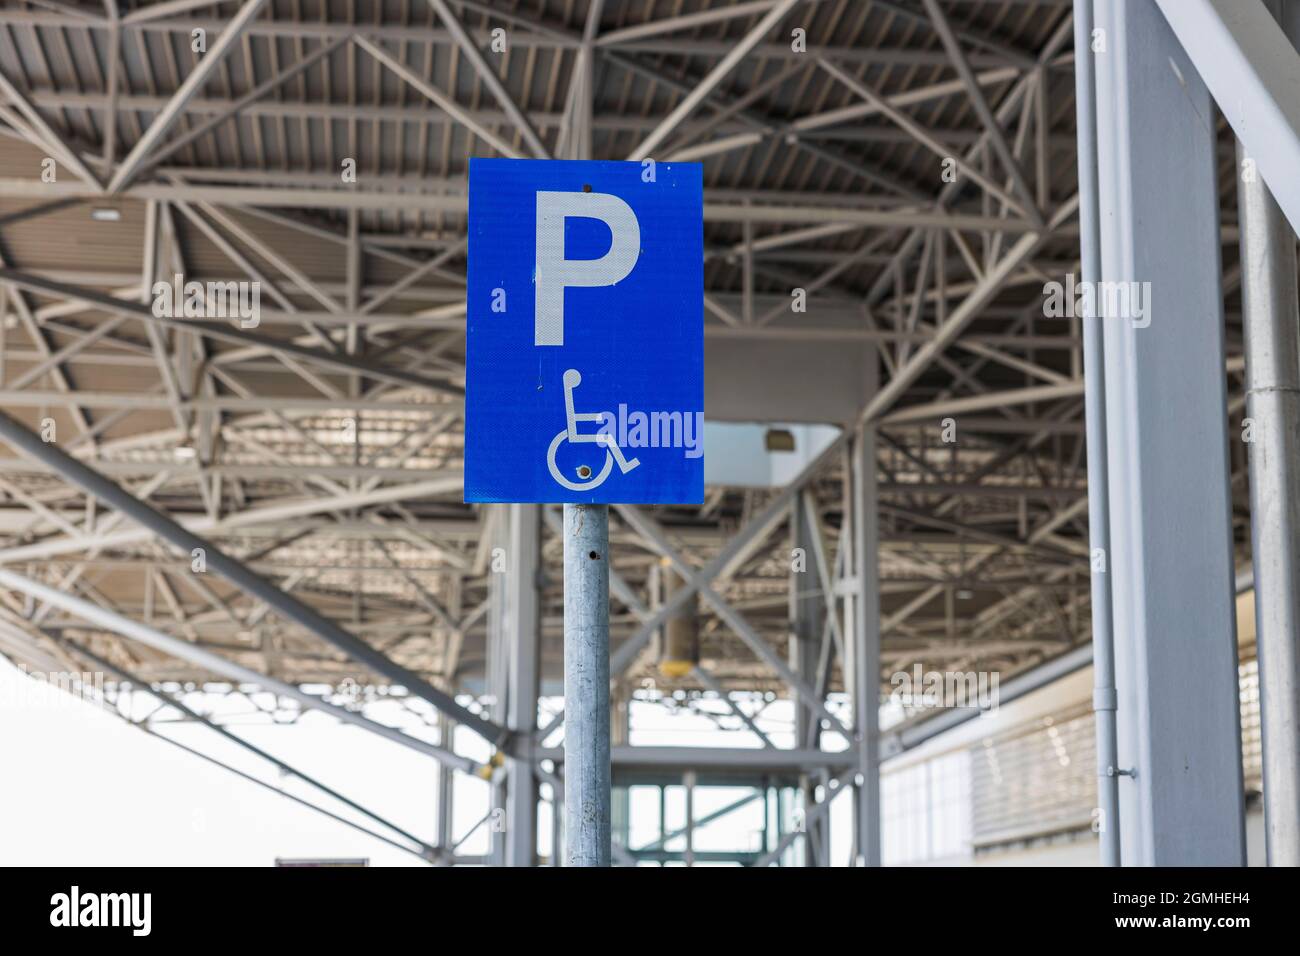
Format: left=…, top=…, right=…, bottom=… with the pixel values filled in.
left=465, top=158, right=704, bottom=504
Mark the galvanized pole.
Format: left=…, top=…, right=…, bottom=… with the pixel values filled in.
left=563, top=503, right=611, bottom=866
left=559, top=0, right=611, bottom=869
left=1238, top=126, right=1300, bottom=867
left=1072, top=0, right=1121, bottom=867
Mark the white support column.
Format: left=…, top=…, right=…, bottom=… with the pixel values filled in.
left=486, top=509, right=508, bottom=867
left=1094, top=0, right=1246, bottom=866
left=437, top=714, right=456, bottom=854
left=683, top=771, right=697, bottom=868
left=849, top=423, right=882, bottom=867
left=789, top=497, right=825, bottom=865
left=504, top=503, right=541, bottom=866
left=610, top=682, right=631, bottom=854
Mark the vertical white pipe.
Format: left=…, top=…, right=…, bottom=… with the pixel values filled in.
left=1072, top=0, right=1121, bottom=867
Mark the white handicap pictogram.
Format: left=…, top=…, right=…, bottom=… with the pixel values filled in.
left=547, top=369, right=640, bottom=491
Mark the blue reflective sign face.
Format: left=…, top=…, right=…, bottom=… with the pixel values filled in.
left=465, top=158, right=703, bottom=504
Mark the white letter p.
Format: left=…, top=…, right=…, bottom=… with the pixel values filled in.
left=535, top=190, right=640, bottom=346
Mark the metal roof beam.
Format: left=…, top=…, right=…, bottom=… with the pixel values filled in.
left=1155, top=0, right=1300, bottom=235
left=0, top=567, right=482, bottom=777
left=0, top=411, right=507, bottom=748
left=626, top=0, right=803, bottom=161
left=107, top=0, right=269, bottom=195
left=422, top=0, right=550, bottom=159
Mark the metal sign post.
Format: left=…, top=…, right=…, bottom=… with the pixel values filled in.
left=466, top=158, right=702, bottom=865
left=562, top=502, right=611, bottom=866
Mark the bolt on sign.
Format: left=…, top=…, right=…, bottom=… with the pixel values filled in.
left=465, top=158, right=704, bottom=504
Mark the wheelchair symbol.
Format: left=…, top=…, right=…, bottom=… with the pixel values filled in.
left=547, top=369, right=640, bottom=491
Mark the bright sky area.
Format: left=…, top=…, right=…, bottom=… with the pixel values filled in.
left=0, top=656, right=854, bottom=865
